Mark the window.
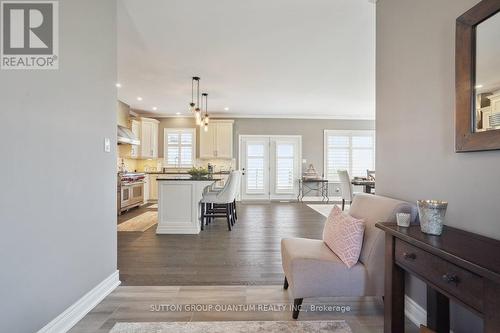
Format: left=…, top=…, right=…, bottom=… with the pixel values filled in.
left=324, top=130, right=375, bottom=181
left=164, top=128, right=196, bottom=168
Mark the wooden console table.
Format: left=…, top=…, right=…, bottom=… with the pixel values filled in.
left=376, top=222, right=500, bottom=333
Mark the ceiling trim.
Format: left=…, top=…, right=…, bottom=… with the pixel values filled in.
left=134, top=112, right=375, bottom=121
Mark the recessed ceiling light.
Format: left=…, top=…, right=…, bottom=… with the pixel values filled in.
left=224, top=107, right=229, bottom=111
left=475, top=84, right=483, bottom=89
left=137, top=97, right=143, bottom=101
left=176, top=112, right=181, bottom=115
left=152, top=107, right=158, bottom=111
left=115, top=83, right=122, bottom=88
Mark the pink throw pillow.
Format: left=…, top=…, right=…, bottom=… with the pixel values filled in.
left=322, top=205, right=365, bottom=268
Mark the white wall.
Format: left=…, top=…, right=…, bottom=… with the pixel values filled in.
left=0, top=1, right=117, bottom=332
left=376, top=0, right=498, bottom=331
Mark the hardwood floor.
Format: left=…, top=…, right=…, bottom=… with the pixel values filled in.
left=118, top=202, right=326, bottom=286
left=69, top=203, right=420, bottom=333
left=69, top=286, right=419, bottom=333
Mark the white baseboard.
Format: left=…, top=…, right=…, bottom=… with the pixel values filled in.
left=405, top=295, right=427, bottom=328
left=404, top=295, right=455, bottom=333
left=37, top=270, right=120, bottom=333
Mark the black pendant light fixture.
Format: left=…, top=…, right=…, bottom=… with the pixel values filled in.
left=190, top=76, right=199, bottom=113
left=195, top=79, right=202, bottom=125
left=201, top=93, right=210, bottom=132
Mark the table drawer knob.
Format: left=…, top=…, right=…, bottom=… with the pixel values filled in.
left=442, top=273, right=459, bottom=284
left=403, top=252, right=416, bottom=260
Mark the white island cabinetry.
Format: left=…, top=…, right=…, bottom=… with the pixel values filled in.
left=156, top=179, right=215, bottom=234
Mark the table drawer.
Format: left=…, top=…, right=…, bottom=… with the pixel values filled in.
left=395, top=239, right=483, bottom=312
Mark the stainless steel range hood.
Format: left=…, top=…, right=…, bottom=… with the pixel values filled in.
left=117, top=125, right=140, bottom=145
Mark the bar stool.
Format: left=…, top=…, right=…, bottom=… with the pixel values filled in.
left=200, top=171, right=240, bottom=231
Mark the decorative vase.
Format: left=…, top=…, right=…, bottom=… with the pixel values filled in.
left=417, top=200, right=448, bottom=236
left=396, top=213, right=411, bottom=227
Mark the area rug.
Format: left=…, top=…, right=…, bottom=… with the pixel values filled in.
left=307, top=204, right=336, bottom=217
left=110, top=320, right=352, bottom=333
left=117, top=211, right=157, bottom=232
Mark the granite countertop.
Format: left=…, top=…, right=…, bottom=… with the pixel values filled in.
left=146, top=171, right=230, bottom=175
left=157, top=178, right=221, bottom=182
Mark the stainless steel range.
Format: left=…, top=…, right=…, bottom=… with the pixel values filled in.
left=117, top=172, right=146, bottom=215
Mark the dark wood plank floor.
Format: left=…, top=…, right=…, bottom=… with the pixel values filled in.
left=118, top=202, right=327, bottom=286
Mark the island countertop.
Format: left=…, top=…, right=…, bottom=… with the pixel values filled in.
left=156, top=178, right=221, bottom=181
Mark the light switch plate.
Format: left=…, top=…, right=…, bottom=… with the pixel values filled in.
left=104, top=137, right=111, bottom=153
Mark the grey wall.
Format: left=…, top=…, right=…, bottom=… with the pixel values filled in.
left=0, top=1, right=117, bottom=332
left=376, top=0, right=498, bottom=331
left=154, top=117, right=374, bottom=174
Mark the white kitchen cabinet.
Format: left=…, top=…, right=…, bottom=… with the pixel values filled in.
left=199, top=125, right=216, bottom=159
left=143, top=174, right=150, bottom=203
left=149, top=174, right=159, bottom=200
left=140, top=118, right=159, bottom=159
left=199, top=120, right=234, bottom=159
left=130, top=119, right=141, bottom=159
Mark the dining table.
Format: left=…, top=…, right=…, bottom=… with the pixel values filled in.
left=351, top=178, right=375, bottom=193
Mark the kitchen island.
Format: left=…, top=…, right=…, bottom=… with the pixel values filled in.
left=156, top=178, right=218, bottom=234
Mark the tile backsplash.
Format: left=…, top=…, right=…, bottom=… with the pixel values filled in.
left=117, top=156, right=235, bottom=173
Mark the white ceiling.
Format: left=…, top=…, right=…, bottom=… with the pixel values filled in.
left=118, top=0, right=375, bottom=119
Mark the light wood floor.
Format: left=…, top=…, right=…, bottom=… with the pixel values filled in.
left=69, top=286, right=419, bottom=333
left=118, top=202, right=327, bottom=286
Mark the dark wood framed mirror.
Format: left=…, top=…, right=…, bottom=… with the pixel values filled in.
left=456, top=0, right=500, bottom=152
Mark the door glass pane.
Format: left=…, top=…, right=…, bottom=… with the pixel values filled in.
left=247, top=144, right=264, bottom=157
left=276, top=144, right=294, bottom=192
left=277, top=144, right=294, bottom=158
left=246, top=142, right=265, bottom=192
left=247, top=158, right=264, bottom=191
left=276, top=158, right=294, bottom=192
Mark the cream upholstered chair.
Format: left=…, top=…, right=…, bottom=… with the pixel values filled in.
left=200, top=171, right=240, bottom=231
left=281, top=193, right=416, bottom=319
left=337, top=170, right=353, bottom=210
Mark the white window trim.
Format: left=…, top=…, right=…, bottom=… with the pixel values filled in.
left=323, top=129, right=375, bottom=181
left=164, top=128, right=196, bottom=168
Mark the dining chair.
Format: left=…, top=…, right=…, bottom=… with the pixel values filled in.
left=366, top=170, right=376, bottom=194
left=337, top=170, right=353, bottom=211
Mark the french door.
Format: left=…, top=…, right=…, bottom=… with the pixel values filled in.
left=239, top=135, right=301, bottom=201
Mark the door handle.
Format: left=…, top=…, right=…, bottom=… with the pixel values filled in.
left=442, top=273, right=459, bottom=285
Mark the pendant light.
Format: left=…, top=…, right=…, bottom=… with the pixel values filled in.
left=202, top=93, right=210, bottom=132
left=194, top=77, right=202, bottom=125
left=190, top=77, right=199, bottom=113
